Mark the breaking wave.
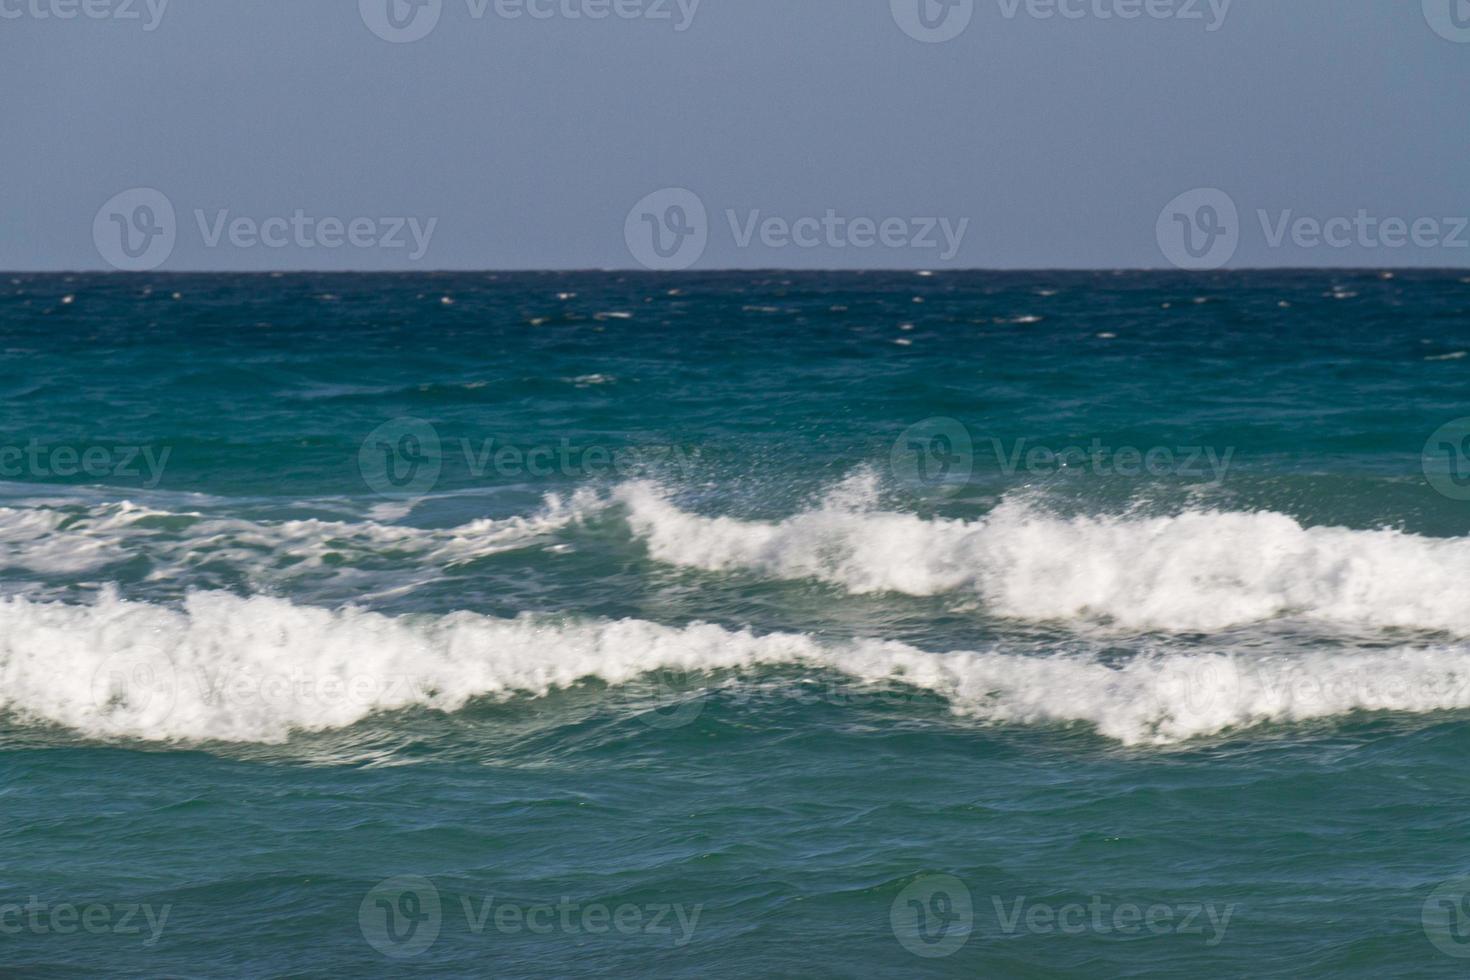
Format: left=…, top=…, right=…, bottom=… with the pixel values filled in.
left=618, top=477, right=1470, bottom=635
left=4, top=589, right=1470, bottom=746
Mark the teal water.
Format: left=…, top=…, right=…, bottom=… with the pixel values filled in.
left=1, top=270, right=1469, bottom=977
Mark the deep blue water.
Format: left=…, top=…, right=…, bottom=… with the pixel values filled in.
left=1, top=270, right=1469, bottom=977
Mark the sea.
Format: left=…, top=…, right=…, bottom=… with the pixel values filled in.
left=1, top=269, right=1468, bottom=977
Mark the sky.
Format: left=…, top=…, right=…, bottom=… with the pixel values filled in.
left=2, top=0, right=1468, bottom=270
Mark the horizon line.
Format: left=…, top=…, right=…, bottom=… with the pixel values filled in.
left=5, top=266, right=1470, bottom=276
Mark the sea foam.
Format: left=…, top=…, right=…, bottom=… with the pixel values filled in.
left=6, top=477, right=1468, bottom=636
left=4, top=589, right=1470, bottom=746
left=0, top=489, right=603, bottom=580
left=618, top=478, right=1470, bottom=634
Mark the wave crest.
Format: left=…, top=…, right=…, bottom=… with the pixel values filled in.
left=619, top=480, right=1470, bottom=634
left=5, top=590, right=1470, bottom=746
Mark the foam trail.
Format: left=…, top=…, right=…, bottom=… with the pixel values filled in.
left=4, top=590, right=1470, bottom=745
left=0, top=489, right=605, bottom=579
left=618, top=480, right=1470, bottom=635
left=0, top=502, right=155, bottom=573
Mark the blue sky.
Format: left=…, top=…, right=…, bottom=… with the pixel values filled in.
left=3, top=0, right=1468, bottom=269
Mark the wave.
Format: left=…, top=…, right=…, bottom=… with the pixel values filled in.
left=6, top=475, right=1469, bottom=637
left=4, top=589, right=1470, bottom=746
left=618, top=476, right=1470, bottom=634
left=0, top=489, right=603, bottom=582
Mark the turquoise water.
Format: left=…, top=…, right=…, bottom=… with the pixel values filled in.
left=1, top=270, right=1469, bottom=976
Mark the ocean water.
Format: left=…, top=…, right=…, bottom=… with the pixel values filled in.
left=1, top=269, right=1469, bottom=977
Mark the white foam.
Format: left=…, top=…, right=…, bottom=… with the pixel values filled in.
left=0, top=502, right=156, bottom=573
left=0, top=489, right=604, bottom=581
left=0, top=589, right=823, bottom=743
left=4, top=589, right=1470, bottom=745
left=619, top=479, right=1470, bottom=635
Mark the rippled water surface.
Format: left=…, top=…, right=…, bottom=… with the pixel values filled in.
left=1, top=270, right=1469, bottom=977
